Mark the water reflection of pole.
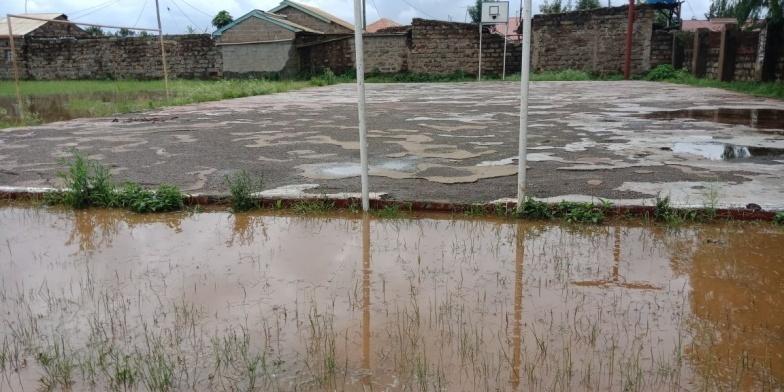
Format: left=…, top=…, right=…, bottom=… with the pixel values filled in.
left=571, top=226, right=659, bottom=290
left=361, top=213, right=371, bottom=386
left=511, top=222, right=524, bottom=389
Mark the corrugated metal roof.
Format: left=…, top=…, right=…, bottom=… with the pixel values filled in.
left=269, top=0, right=354, bottom=31
left=0, top=13, right=65, bottom=37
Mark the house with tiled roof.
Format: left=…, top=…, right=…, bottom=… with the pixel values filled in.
left=212, top=1, right=354, bottom=76
left=366, top=18, right=400, bottom=33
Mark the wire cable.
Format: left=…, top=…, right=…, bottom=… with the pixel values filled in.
left=168, top=0, right=206, bottom=32
left=177, top=0, right=214, bottom=18
left=70, top=0, right=123, bottom=20
left=369, top=0, right=382, bottom=19
left=400, top=0, right=436, bottom=19
left=133, top=0, right=149, bottom=27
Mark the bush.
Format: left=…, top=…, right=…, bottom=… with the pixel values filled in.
left=55, top=152, right=114, bottom=209
left=225, top=170, right=261, bottom=212
left=775, top=212, right=784, bottom=225
left=516, top=197, right=553, bottom=219
left=116, top=183, right=184, bottom=213
left=645, top=64, right=678, bottom=81
left=557, top=201, right=606, bottom=224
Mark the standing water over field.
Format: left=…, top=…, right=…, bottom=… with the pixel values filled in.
left=0, top=204, right=782, bottom=391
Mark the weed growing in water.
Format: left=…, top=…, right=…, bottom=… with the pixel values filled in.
left=556, top=201, right=607, bottom=224
left=517, top=197, right=553, bottom=219
left=225, top=170, right=262, bottom=212
left=291, top=199, right=336, bottom=214
left=374, top=204, right=408, bottom=219
left=463, top=204, right=487, bottom=216
left=46, top=152, right=184, bottom=213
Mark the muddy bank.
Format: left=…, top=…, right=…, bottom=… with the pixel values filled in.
left=1, top=204, right=782, bottom=390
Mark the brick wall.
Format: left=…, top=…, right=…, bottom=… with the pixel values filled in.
left=274, top=7, right=353, bottom=34
left=1, top=35, right=221, bottom=80
left=532, top=5, right=656, bottom=75
left=408, top=19, right=519, bottom=75
left=300, top=33, right=410, bottom=75
left=650, top=29, right=672, bottom=69
left=704, top=31, right=722, bottom=79
left=221, top=41, right=298, bottom=77
left=217, top=17, right=295, bottom=43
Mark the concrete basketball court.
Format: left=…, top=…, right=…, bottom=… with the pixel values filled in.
left=1, top=81, right=783, bottom=209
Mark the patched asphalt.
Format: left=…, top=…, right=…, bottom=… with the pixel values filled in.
left=1, top=81, right=783, bottom=208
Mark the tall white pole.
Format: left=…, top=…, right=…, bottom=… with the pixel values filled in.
left=478, top=22, right=483, bottom=81
left=502, top=27, right=508, bottom=80
left=154, top=0, right=170, bottom=100
left=516, top=0, right=532, bottom=212
left=353, top=0, right=370, bottom=211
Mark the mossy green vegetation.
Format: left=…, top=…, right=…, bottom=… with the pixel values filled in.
left=46, top=152, right=184, bottom=213
left=775, top=212, right=784, bottom=225
left=225, top=170, right=262, bottom=212
left=645, top=64, right=784, bottom=100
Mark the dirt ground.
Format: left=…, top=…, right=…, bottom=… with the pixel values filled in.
left=1, top=81, right=783, bottom=208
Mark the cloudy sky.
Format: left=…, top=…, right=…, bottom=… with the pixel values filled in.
left=2, top=0, right=710, bottom=34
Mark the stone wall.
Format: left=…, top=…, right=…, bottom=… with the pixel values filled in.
left=650, top=29, right=672, bottom=69
left=300, top=33, right=410, bottom=75
left=734, top=30, right=760, bottom=81
left=221, top=41, right=298, bottom=77
left=409, top=19, right=520, bottom=76
left=274, top=6, right=353, bottom=34
left=217, top=16, right=296, bottom=43
left=532, top=5, right=657, bottom=75
left=1, top=34, right=221, bottom=80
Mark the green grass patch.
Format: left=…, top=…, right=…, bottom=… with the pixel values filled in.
left=516, top=197, right=553, bottom=219
left=775, top=212, right=784, bottom=225
left=556, top=201, right=608, bottom=224
left=225, top=170, right=262, bottom=212
left=46, top=151, right=184, bottom=213
left=291, top=199, right=336, bottom=214
left=373, top=204, right=409, bottom=219
left=652, top=194, right=716, bottom=226
left=645, top=64, right=784, bottom=100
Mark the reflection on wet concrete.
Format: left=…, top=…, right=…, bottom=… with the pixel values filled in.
left=0, top=204, right=782, bottom=390
left=645, top=108, right=784, bottom=131
left=672, top=141, right=784, bottom=161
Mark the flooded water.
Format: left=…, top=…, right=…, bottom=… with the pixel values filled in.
left=671, top=141, right=784, bottom=161
left=644, top=108, right=784, bottom=132
left=1, top=204, right=782, bottom=391
left=0, top=92, right=164, bottom=123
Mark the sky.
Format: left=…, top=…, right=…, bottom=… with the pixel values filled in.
left=2, top=0, right=711, bottom=34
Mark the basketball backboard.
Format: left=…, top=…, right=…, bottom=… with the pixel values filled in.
left=481, top=1, right=510, bottom=23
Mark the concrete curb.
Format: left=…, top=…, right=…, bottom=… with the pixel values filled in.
left=1, top=186, right=777, bottom=221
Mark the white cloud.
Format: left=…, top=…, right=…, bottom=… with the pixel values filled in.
left=2, top=0, right=712, bottom=34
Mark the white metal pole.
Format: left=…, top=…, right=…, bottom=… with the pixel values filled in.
left=7, top=15, right=23, bottom=119
left=154, top=0, right=171, bottom=100
left=516, top=0, right=532, bottom=212
left=353, top=0, right=370, bottom=211
left=502, top=27, right=508, bottom=80
left=478, top=22, right=483, bottom=81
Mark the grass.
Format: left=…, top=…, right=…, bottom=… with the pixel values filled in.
left=653, top=194, right=717, bottom=226
left=46, top=151, right=184, bottom=213
left=225, top=170, right=262, bottom=212
left=775, top=212, right=784, bottom=225
left=0, top=69, right=622, bottom=128
left=291, top=199, right=336, bottom=214
left=372, top=204, right=409, bottom=219
left=645, top=64, right=784, bottom=100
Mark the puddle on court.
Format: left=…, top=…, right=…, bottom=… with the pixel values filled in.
left=644, top=108, right=784, bottom=132
left=0, top=92, right=165, bottom=123
left=671, top=141, right=784, bottom=160
left=1, top=204, right=782, bottom=391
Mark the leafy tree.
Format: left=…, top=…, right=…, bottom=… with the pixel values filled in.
left=115, top=28, right=136, bottom=37
left=731, top=0, right=782, bottom=24
left=540, top=0, right=572, bottom=13
left=84, top=26, right=104, bottom=36
left=706, top=0, right=739, bottom=19
left=575, top=0, right=601, bottom=10
left=468, top=0, right=482, bottom=23
left=212, top=10, right=233, bottom=29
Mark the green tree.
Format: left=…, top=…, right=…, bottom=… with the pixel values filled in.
left=706, top=0, right=739, bottom=18
left=575, top=0, right=601, bottom=10
left=115, top=28, right=136, bottom=37
left=731, top=0, right=782, bottom=24
left=540, top=0, right=572, bottom=13
left=212, top=10, right=233, bottom=29
left=468, top=0, right=482, bottom=23
left=84, top=26, right=104, bottom=36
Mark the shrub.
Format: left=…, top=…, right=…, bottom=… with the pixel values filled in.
left=645, top=64, right=678, bottom=81
left=56, top=152, right=115, bottom=208
left=120, top=184, right=183, bottom=213
left=775, top=212, right=784, bottom=225
left=557, top=201, right=606, bottom=224
left=225, top=170, right=261, bottom=212
left=516, top=197, right=553, bottom=219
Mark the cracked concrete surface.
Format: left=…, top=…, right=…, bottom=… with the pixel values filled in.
left=1, top=81, right=783, bottom=208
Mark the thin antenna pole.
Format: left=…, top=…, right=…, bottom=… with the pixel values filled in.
left=154, top=0, right=171, bottom=99
left=502, top=28, right=508, bottom=80
left=353, top=0, right=370, bottom=211
left=6, top=15, right=24, bottom=119
left=516, top=0, right=532, bottom=211
left=478, top=22, right=483, bottom=81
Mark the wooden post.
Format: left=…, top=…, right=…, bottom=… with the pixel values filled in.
left=6, top=15, right=24, bottom=119
left=154, top=0, right=170, bottom=99
left=623, top=0, right=635, bottom=79
left=691, top=28, right=708, bottom=78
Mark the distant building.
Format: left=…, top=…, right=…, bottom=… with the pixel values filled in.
left=681, top=18, right=743, bottom=32
left=366, top=18, right=401, bottom=33
left=0, top=13, right=86, bottom=67
left=212, top=0, right=354, bottom=76
left=494, top=16, right=521, bottom=40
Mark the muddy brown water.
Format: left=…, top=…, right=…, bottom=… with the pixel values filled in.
left=0, top=92, right=165, bottom=123
left=644, top=108, right=784, bottom=132
left=1, top=204, right=782, bottom=391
